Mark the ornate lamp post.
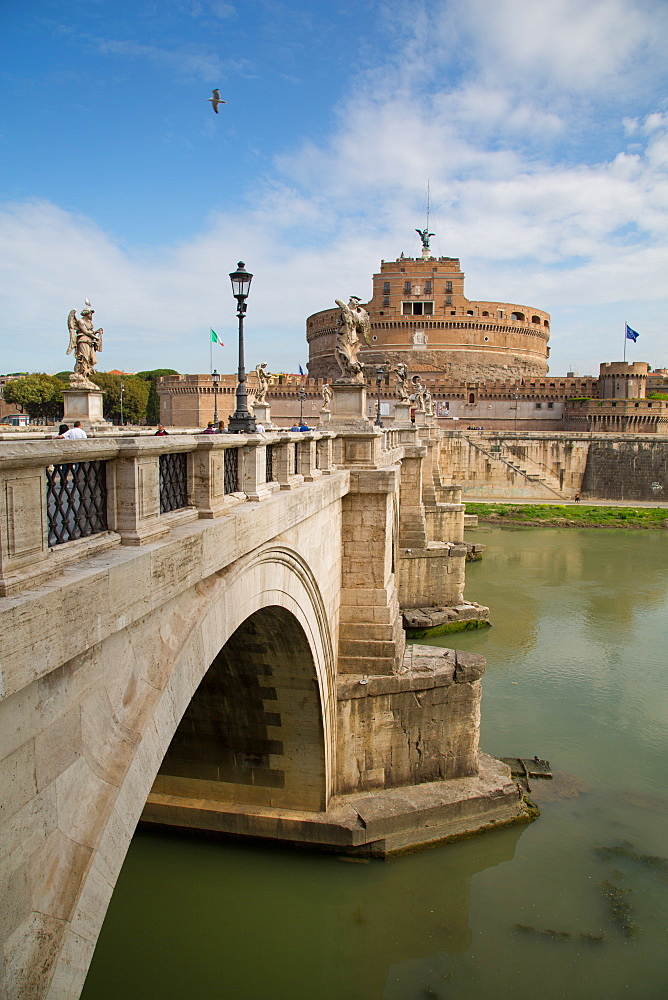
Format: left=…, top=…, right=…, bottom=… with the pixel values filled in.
left=228, top=261, right=256, bottom=434
left=512, top=390, right=519, bottom=432
left=120, top=381, right=125, bottom=426
left=374, top=365, right=386, bottom=427
left=212, top=368, right=220, bottom=426
left=299, top=386, right=306, bottom=426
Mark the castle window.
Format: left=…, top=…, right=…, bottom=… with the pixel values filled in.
left=498, top=310, right=504, bottom=318
left=548, top=401, right=554, bottom=409
left=532, top=315, right=540, bottom=324
left=425, top=280, right=432, bottom=293
left=383, top=281, right=390, bottom=293
left=404, top=280, right=411, bottom=293
left=402, top=302, right=434, bottom=316
left=445, top=295, right=452, bottom=305
left=482, top=311, right=489, bottom=317
left=544, top=320, right=550, bottom=328
left=467, top=310, right=473, bottom=316
left=445, top=281, right=453, bottom=293
left=536, top=402, right=542, bottom=409
left=511, top=312, right=525, bottom=321
left=383, top=296, right=390, bottom=307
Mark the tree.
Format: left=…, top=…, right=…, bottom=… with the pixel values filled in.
left=93, top=373, right=150, bottom=424
left=2, top=374, right=64, bottom=422
left=647, top=392, right=668, bottom=401
left=135, top=369, right=179, bottom=425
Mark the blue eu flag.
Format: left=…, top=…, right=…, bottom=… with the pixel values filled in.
left=625, top=323, right=639, bottom=342
left=299, top=365, right=305, bottom=376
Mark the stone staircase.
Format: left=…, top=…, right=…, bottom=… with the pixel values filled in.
left=464, top=436, right=573, bottom=500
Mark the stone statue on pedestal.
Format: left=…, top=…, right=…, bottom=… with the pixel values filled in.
left=66, top=300, right=103, bottom=389
left=412, top=374, right=426, bottom=412
left=334, top=296, right=371, bottom=382
left=254, top=362, right=272, bottom=405
left=321, top=383, right=332, bottom=410
left=394, top=364, right=411, bottom=401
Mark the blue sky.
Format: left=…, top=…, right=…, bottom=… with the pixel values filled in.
left=1, top=0, right=667, bottom=377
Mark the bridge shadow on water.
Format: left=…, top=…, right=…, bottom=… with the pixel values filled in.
left=81, top=816, right=524, bottom=1000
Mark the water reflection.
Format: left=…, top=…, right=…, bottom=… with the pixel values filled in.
left=83, top=824, right=523, bottom=1000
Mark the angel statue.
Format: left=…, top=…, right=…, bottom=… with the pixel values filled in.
left=334, top=296, right=371, bottom=382
left=416, top=228, right=435, bottom=251
left=254, top=362, right=272, bottom=405
left=393, top=363, right=411, bottom=401
left=423, top=389, right=434, bottom=416
left=67, top=300, right=103, bottom=388
left=321, top=382, right=332, bottom=410
left=412, top=374, right=426, bottom=412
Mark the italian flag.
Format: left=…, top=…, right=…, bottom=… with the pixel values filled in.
left=211, top=329, right=224, bottom=346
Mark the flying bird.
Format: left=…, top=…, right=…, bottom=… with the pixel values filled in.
left=208, top=89, right=226, bottom=113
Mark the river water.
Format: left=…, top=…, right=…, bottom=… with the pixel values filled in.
left=82, top=527, right=668, bottom=1000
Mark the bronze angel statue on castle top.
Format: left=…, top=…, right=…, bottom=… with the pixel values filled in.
left=67, top=300, right=103, bottom=388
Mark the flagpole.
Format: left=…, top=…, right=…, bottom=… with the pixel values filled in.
left=210, top=333, right=213, bottom=376
left=623, top=321, right=626, bottom=363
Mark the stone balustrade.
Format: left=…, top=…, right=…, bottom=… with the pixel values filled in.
left=0, top=430, right=339, bottom=598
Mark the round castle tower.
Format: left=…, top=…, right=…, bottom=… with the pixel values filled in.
left=307, top=247, right=551, bottom=381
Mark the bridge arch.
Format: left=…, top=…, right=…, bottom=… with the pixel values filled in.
left=153, top=604, right=328, bottom=812
left=46, top=542, right=336, bottom=1000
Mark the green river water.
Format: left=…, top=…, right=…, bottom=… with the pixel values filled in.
left=82, top=527, right=668, bottom=1000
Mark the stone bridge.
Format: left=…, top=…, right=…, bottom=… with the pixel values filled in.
left=0, top=409, right=528, bottom=999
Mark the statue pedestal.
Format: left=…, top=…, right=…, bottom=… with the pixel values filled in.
left=318, top=409, right=331, bottom=425
left=329, top=382, right=370, bottom=429
left=414, top=409, right=429, bottom=428
left=252, top=402, right=274, bottom=428
left=393, top=401, right=412, bottom=425
left=62, top=389, right=105, bottom=428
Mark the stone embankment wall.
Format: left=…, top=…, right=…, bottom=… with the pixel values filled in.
left=581, top=440, right=668, bottom=501
left=439, top=431, right=668, bottom=501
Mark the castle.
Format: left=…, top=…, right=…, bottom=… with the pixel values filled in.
left=307, top=252, right=551, bottom=382
left=156, top=240, right=666, bottom=434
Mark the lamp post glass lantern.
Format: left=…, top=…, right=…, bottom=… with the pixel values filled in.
left=228, top=261, right=256, bottom=434
left=212, top=368, right=220, bottom=426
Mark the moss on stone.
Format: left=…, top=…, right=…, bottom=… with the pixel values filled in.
left=405, top=618, right=492, bottom=639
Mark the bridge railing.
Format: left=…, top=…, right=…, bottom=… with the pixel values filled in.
left=0, top=430, right=338, bottom=597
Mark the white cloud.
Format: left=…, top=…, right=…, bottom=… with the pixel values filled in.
left=93, top=37, right=253, bottom=82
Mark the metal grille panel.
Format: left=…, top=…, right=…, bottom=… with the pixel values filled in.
left=294, top=443, right=299, bottom=475
left=46, top=461, right=107, bottom=547
left=265, top=445, right=274, bottom=483
left=159, top=452, right=188, bottom=513
left=224, top=448, right=239, bottom=493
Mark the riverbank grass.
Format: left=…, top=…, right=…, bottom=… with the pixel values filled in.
left=464, top=503, right=668, bottom=529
